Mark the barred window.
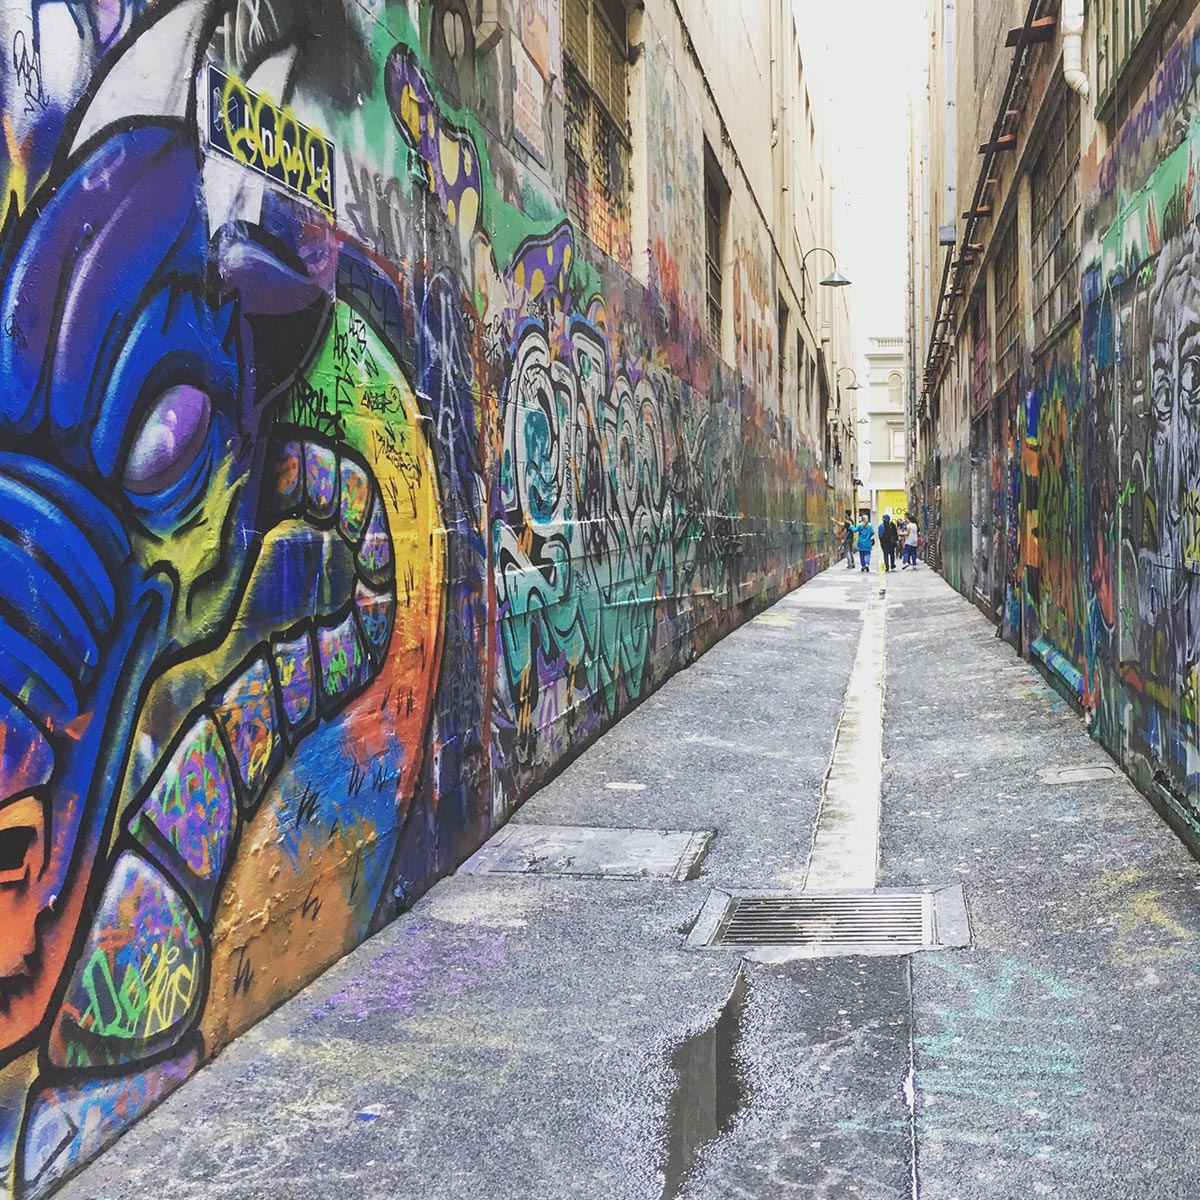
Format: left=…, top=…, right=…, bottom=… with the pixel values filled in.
left=563, top=0, right=631, bottom=269
left=1030, top=89, right=1081, bottom=347
left=994, top=220, right=1020, bottom=385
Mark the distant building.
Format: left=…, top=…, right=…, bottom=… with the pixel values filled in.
left=858, top=337, right=907, bottom=519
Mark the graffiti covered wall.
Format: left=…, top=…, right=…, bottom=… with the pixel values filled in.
left=1078, top=20, right=1200, bottom=823
left=0, top=1, right=842, bottom=1193
left=929, top=7, right=1200, bottom=852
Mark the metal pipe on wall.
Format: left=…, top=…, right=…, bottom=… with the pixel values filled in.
left=1062, top=0, right=1090, bottom=97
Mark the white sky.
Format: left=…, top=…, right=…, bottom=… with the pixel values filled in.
left=798, top=0, right=926, bottom=354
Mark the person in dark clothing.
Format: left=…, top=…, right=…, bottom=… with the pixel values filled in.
left=878, top=513, right=899, bottom=571
left=832, top=510, right=856, bottom=568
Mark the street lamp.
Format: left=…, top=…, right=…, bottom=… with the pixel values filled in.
left=800, top=246, right=851, bottom=314
left=835, top=367, right=862, bottom=391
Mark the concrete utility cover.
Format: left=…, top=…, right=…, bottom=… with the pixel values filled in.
left=686, top=884, right=970, bottom=958
left=1037, top=764, right=1121, bottom=784
left=462, top=824, right=714, bottom=880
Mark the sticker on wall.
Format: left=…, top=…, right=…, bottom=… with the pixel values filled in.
left=205, top=63, right=336, bottom=219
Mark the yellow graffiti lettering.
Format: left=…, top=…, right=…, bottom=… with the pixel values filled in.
left=219, top=74, right=334, bottom=221
left=141, top=941, right=196, bottom=1038
left=1183, top=487, right=1200, bottom=569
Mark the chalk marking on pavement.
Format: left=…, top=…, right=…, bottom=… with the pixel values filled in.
left=905, top=956, right=921, bottom=1200
left=803, top=585, right=886, bottom=892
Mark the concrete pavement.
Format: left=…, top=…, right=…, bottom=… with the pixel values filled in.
left=58, top=565, right=1200, bottom=1199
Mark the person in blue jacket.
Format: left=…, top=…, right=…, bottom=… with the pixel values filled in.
left=851, top=512, right=875, bottom=571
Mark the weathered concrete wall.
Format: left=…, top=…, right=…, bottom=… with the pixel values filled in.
left=0, top=1, right=850, bottom=1194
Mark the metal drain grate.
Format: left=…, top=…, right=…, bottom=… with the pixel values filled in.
left=686, top=885, right=969, bottom=956
left=722, top=893, right=928, bottom=947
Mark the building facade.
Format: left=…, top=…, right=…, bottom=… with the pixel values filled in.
left=0, top=0, right=854, bottom=1193
left=859, top=336, right=908, bottom=519
left=909, top=0, right=1200, bottom=846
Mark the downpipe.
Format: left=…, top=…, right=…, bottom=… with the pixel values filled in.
left=1062, top=0, right=1089, bottom=98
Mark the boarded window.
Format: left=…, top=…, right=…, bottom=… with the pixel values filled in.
left=994, top=219, right=1020, bottom=386
left=1030, top=88, right=1081, bottom=347
left=563, top=0, right=631, bottom=268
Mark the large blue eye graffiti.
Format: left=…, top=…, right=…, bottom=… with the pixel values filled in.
left=122, top=385, right=212, bottom=496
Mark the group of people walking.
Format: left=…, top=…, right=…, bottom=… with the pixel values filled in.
left=834, top=510, right=920, bottom=573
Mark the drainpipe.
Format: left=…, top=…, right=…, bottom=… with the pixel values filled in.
left=1062, top=0, right=1089, bottom=98
left=769, top=0, right=780, bottom=149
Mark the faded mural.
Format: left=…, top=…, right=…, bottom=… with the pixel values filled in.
left=0, top=1, right=838, bottom=1194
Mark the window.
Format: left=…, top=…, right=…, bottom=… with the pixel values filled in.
left=777, top=297, right=789, bottom=410
left=1096, top=0, right=1180, bottom=115
left=1030, top=87, right=1081, bottom=346
left=797, top=334, right=808, bottom=432
left=704, top=143, right=727, bottom=350
left=970, top=295, right=989, bottom=415
left=994, top=219, right=1020, bottom=386
left=563, top=0, right=631, bottom=268
left=891, top=428, right=906, bottom=460
left=808, top=353, right=819, bottom=434
left=1103, top=0, right=1189, bottom=130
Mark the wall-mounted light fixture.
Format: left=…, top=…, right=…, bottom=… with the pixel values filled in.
left=835, top=367, right=861, bottom=391
left=800, top=247, right=851, bottom=314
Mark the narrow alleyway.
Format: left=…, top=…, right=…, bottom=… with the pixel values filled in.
left=58, top=567, right=1200, bottom=1200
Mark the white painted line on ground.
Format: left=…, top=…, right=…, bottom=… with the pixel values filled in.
left=803, top=586, right=886, bottom=892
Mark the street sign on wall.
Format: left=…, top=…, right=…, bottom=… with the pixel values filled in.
left=206, top=63, right=336, bottom=220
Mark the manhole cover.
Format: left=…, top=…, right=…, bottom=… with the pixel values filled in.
left=686, top=885, right=969, bottom=956
left=1037, top=764, right=1120, bottom=784
left=462, top=824, right=713, bottom=880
